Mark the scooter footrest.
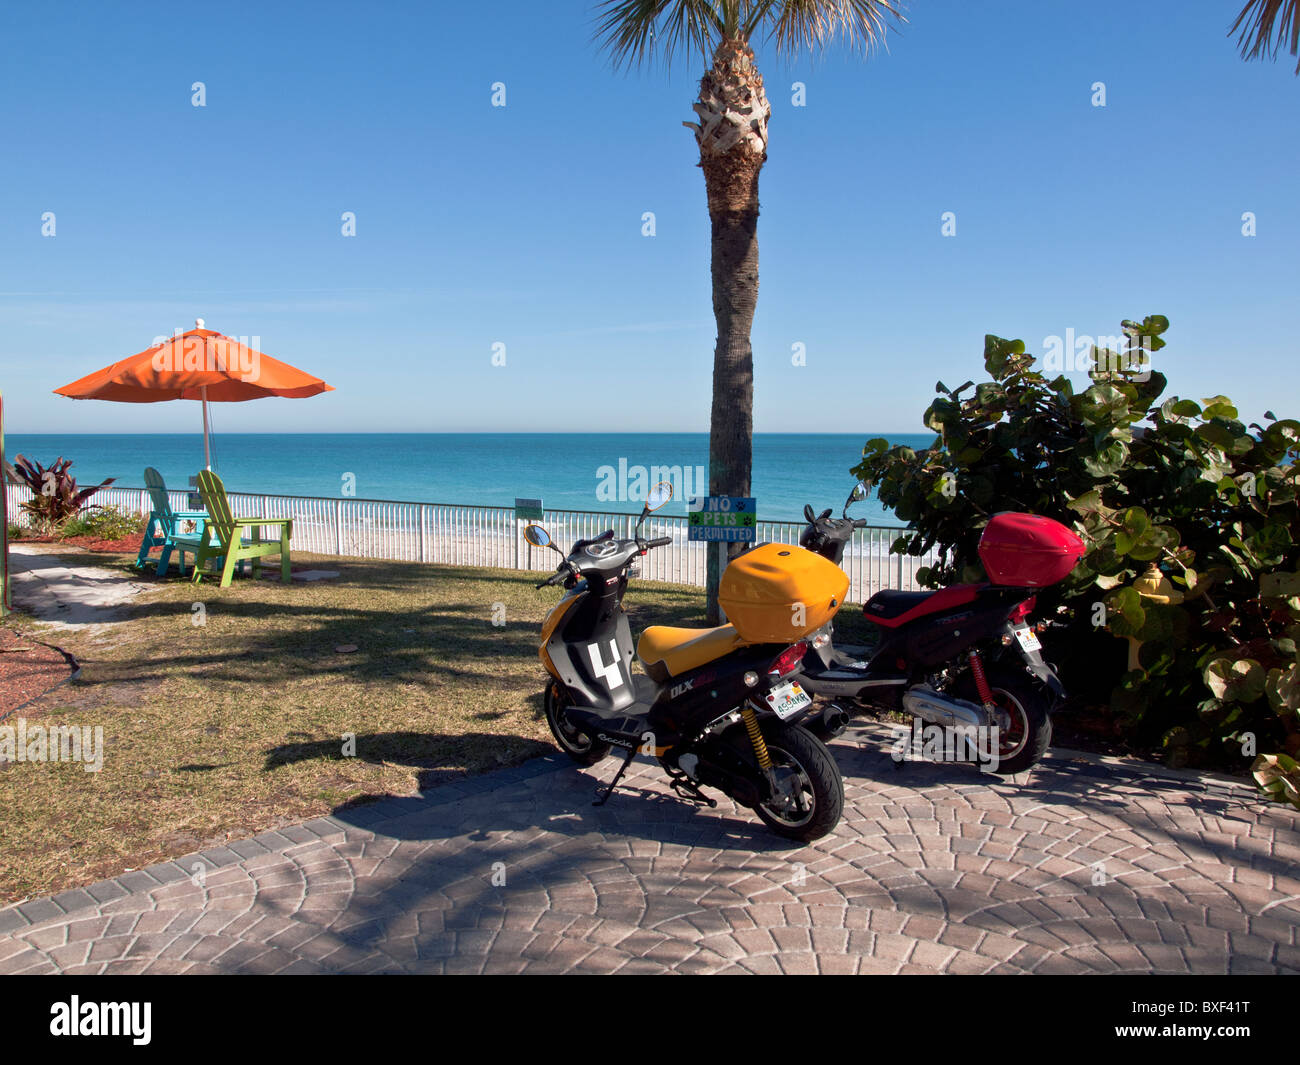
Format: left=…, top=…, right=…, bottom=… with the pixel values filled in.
left=670, top=780, right=716, bottom=807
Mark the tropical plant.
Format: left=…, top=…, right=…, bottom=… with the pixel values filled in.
left=593, top=0, right=906, bottom=621
left=1231, top=0, right=1299, bottom=74
left=12, top=455, right=115, bottom=535
left=850, top=317, right=1300, bottom=784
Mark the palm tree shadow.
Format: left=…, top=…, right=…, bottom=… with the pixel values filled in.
left=264, top=728, right=554, bottom=792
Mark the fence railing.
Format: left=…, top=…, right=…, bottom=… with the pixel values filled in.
left=5, top=484, right=935, bottom=603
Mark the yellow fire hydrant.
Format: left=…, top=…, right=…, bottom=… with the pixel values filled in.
left=1125, top=563, right=1185, bottom=671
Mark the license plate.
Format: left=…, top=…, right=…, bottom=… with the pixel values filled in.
left=1013, top=623, right=1041, bottom=652
left=765, top=680, right=811, bottom=720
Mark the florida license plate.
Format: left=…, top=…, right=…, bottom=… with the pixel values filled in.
left=765, top=681, right=811, bottom=720
left=1013, top=623, right=1041, bottom=652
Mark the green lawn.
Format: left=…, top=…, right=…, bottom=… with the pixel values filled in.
left=0, top=550, right=719, bottom=905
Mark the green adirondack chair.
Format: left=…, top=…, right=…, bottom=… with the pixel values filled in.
left=136, top=467, right=210, bottom=577
left=192, top=470, right=292, bottom=587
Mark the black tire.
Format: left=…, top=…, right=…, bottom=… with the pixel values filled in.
left=751, top=723, right=844, bottom=842
left=544, top=684, right=611, bottom=766
left=955, top=666, right=1052, bottom=775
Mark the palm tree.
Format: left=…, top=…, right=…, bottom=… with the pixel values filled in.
left=594, top=0, right=905, bottom=622
left=1231, top=0, right=1299, bottom=73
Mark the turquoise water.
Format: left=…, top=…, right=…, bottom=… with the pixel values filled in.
left=5, top=433, right=932, bottom=524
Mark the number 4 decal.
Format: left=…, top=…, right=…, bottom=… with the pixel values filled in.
left=586, top=640, right=625, bottom=690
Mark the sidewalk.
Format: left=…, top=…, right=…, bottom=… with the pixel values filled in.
left=8, top=544, right=152, bottom=628
left=1, top=727, right=1296, bottom=974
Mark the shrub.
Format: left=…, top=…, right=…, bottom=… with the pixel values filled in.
left=851, top=316, right=1299, bottom=782
left=60, top=505, right=145, bottom=541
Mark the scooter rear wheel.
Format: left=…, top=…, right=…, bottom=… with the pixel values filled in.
left=544, top=683, right=612, bottom=766
left=752, top=724, right=844, bottom=843
left=956, top=667, right=1051, bottom=775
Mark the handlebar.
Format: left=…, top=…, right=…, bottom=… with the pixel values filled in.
left=536, top=561, right=575, bottom=589
left=803, top=504, right=867, bottom=530
left=533, top=533, right=672, bottom=589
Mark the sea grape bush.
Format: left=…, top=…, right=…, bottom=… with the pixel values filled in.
left=851, top=316, right=1300, bottom=799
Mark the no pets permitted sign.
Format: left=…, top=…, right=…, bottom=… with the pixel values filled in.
left=687, top=496, right=756, bottom=542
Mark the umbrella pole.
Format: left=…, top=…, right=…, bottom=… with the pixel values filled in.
left=201, top=386, right=212, bottom=470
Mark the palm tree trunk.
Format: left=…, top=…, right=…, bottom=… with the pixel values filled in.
left=685, top=37, right=770, bottom=624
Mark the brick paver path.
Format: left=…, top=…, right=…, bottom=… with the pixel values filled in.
left=2, top=726, right=1298, bottom=974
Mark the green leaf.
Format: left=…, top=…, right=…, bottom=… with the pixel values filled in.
left=1069, top=489, right=1104, bottom=514
left=1081, top=439, right=1129, bottom=477
left=1079, top=383, right=1131, bottom=423
left=1265, top=665, right=1300, bottom=714
left=1128, top=525, right=1180, bottom=562
left=1106, top=586, right=1146, bottom=635
left=984, top=335, right=1025, bottom=378
left=1201, top=395, right=1239, bottom=420
left=1204, top=657, right=1266, bottom=703
left=1121, top=507, right=1150, bottom=537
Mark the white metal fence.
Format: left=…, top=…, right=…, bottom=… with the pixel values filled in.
left=6, top=483, right=935, bottom=603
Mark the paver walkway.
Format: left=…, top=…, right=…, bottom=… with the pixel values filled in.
left=1, top=725, right=1297, bottom=974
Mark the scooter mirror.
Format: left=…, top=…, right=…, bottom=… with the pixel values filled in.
left=645, top=481, right=674, bottom=512
left=523, top=524, right=551, bottom=548
left=844, top=481, right=868, bottom=514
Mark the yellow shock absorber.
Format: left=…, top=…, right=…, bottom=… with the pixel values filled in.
left=741, top=705, right=773, bottom=770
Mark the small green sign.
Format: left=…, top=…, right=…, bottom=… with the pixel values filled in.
left=514, top=497, right=543, bottom=521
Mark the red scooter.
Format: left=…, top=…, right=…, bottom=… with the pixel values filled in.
left=796, top=484, right=1084, bottom=775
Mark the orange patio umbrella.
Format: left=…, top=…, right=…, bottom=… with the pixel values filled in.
left=54, top=319, right=334, bottom=469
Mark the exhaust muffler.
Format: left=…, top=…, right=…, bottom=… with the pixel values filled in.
left=901, top=684, right=989, bottom=729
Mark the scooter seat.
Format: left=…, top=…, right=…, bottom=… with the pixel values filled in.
left=638, top=623, right=745, bottom=682
left=863, top=584, right=982, bottom=628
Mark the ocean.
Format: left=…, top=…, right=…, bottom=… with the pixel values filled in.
left=4, top=433, right=933, bottom=525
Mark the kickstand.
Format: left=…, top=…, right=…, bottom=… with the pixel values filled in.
left=593, top=747, right=636, bottom=807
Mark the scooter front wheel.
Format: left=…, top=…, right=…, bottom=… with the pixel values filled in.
left=752, top=724, right=844, bottom=843
left=544, top=683, right=612, bottom=766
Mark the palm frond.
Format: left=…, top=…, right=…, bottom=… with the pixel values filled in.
left=764, top=0, right=907, bottom=56
left=1230, top=0, right=1300, bottom=74
left=592, top=0, right=726, bottom=70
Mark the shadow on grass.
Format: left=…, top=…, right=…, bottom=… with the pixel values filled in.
left=264, top=728, right=553, bottom=792
left=69, top=557, right=710, bottom=699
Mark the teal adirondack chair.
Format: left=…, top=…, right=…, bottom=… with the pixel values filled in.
left=192, top=470, right=292, bottom=587
left=136, top=467, right=210, bottom=577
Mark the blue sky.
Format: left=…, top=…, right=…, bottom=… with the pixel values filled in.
left=1, top=0, right=1296, bottom=435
